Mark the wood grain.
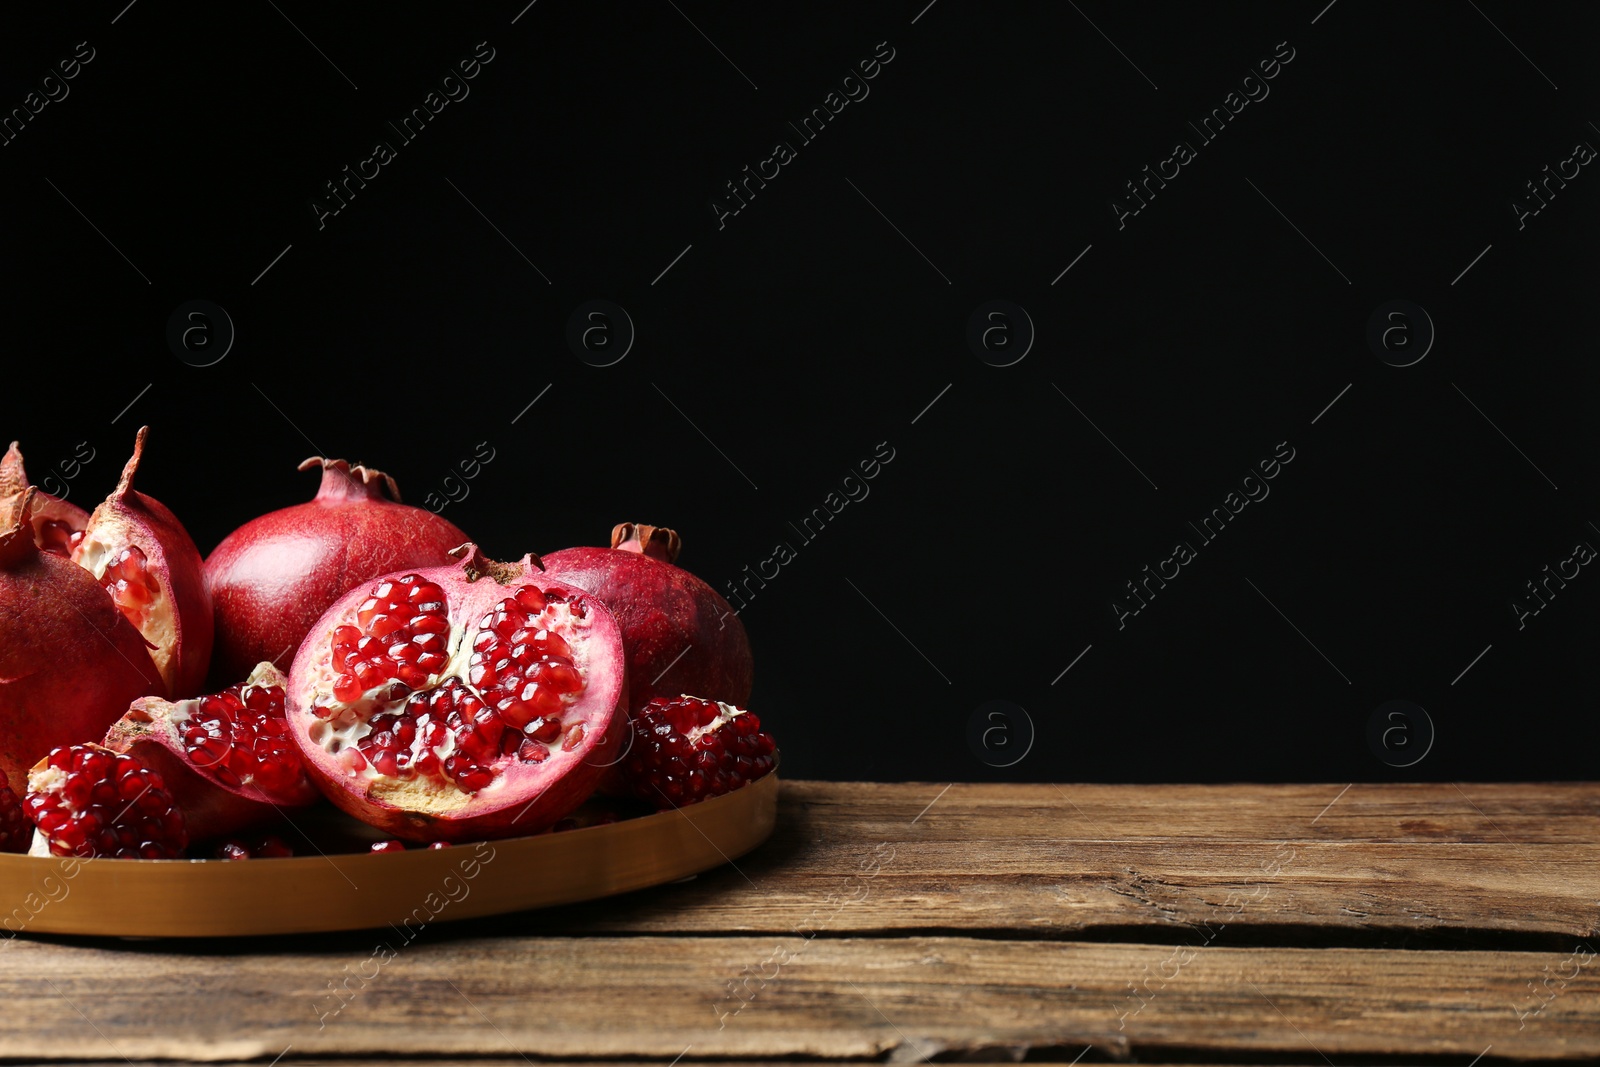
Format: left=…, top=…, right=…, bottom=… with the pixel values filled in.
left=509, top=781, right=1600, bottom=945
left=6, top=781, right=1595, bottom=1063
left=1, top=934, right=1595, bottom=1061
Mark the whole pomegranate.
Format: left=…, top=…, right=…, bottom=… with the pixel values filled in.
left=287, top=544, right=628, bottom=842
left=541, top=523, right=752, bottom=711
left=0, top=489, right=165, bottom=796
left=104, top=662, right=318, bottom=841
left=70, top=427, right=213, bottom=698
left=205, top=457, right=469, bottom=682
left=0, top=441, right=89, bottom=556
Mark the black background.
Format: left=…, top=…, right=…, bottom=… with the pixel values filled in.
left=4, top=2, right=1595, bottom=784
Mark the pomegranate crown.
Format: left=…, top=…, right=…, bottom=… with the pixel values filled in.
left=447, top=542, right=545, bottom=584
left=108, top=426, right=151, bottom=502
left=0, top=486, right=38, bottom=564
left=611, top=522, right=681, bottom=563
left=0, top=442, right=29, bottom=498
left=299, top=456, right=404, bottom=504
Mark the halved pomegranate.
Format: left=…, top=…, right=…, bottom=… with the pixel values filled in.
left=104, top=662, right=318, bottom=841
left=287, top=545, right=627, bottom=842
left=0, top=441, right=89, bottom=556
left=70, top=427, right=212, bottom=697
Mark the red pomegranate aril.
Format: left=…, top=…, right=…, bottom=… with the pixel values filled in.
left=102, top=544, right=159, bottom=620
left=213, top=833, right=293, bottom=860
left=370, top=840, right=406, bottom=854
left=37, top=519, right=77, bottom=556
left=25, top=744, right=188, bottom=859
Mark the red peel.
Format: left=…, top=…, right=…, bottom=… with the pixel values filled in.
left=71, top=427, right=213, bottom=697
left=205, top=456, right=470, bottom=682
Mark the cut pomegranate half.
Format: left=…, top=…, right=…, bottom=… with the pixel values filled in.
left=287, top=544, right=628, bottom=842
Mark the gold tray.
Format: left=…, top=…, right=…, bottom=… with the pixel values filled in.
left=0, top=773, right=778, bottom=938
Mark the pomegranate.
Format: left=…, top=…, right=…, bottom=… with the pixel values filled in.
left=287, top=544, right=628, bottom=842
left=0, top=489, right=165, bottom=796
left=541, top=523, right=753, bottom=711
left=70, top=427, right=212, bottom=698
left=619, top=695, right=775, bottom=809
left=204, top=456, right=470, bottom=682
left=0, top=783, right=27, bottom=853
left=24, top=744, right=188, bottom=859
left=103, top=662, right=318, bottom=841
left=0, top=441, right=89, bottom=556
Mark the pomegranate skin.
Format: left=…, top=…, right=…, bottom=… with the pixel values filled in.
left=541, top=523, right=753, bottom=711
left=72, top=427, right=214, bottom=698
left=104, top=662, right=318, bottom=842
left=0, top=490, right=165, bottom=797
left=0, top=441, right=89, bottom=553
left=205, top=457, right=469, bottom=683
left=286, top=546, right=628, bottom=843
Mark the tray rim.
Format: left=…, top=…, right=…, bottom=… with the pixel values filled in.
left=0, top=771, right=779, bottom=938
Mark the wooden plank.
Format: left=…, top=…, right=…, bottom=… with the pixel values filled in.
left=0, top=935, right=1594, bottom=1061
left=502, top=781, right=1600, bottom=945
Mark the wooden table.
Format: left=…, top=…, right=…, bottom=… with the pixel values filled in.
left=5, top=781, right=1598, bottom=1064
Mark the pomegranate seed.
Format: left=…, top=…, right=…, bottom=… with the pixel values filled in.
left=427, top=841, right=451, bottom=849
left=37, top=518, right=78, bottom=557
left=212, top=832, right=293, bottom=859
left=370, top=840, right=406, bottom=854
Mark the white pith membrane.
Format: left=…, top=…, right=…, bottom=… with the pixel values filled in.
left=71, top=529, right=174, bottom=675
left=678, top=697, right=746, bottom=741
left=23, top=765, right=67, bottom=858
left=303, top=587, right=597, bottom=816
